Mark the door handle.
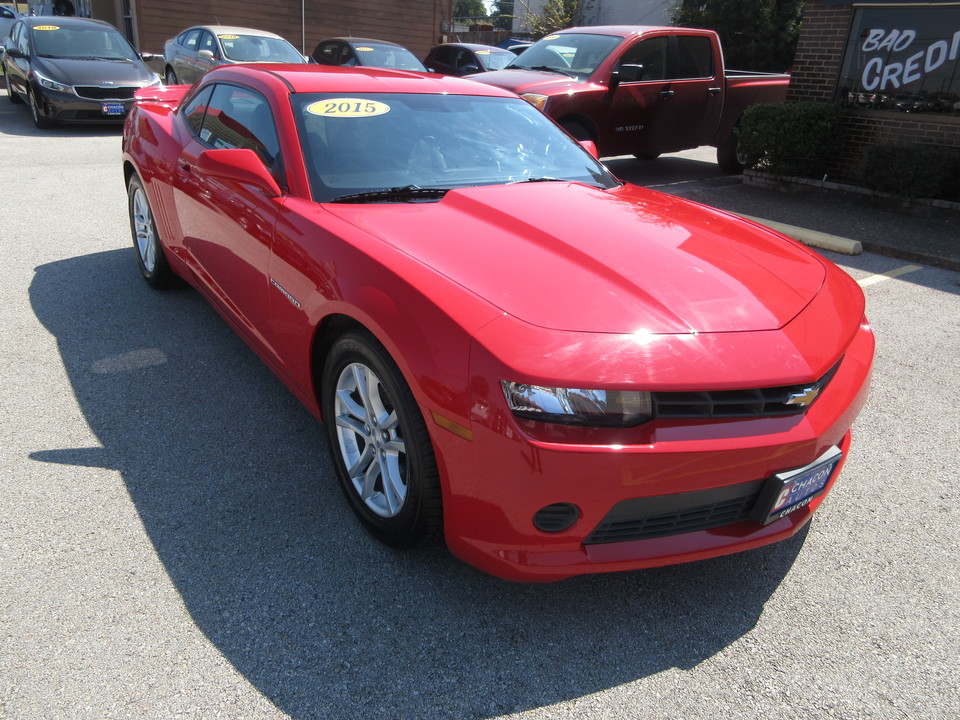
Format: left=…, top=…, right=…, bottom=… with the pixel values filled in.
left=659, top=89, right=675, bottom=98
left=708, top=87, right=722, bottom=94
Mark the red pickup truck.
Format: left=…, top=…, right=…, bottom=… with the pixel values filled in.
left=471, top=26, right=789, bottom=172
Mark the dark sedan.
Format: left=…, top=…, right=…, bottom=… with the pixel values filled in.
left=311, top=37, right=426, bottom=71
left=423, top=43, right=515, bottom=76
left=2, top=16, right=160, bottom=128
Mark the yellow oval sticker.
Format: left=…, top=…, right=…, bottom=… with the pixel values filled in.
left=544, top=34, right=560, bottom=40
left=34, top=25, right=60, bottom=30
left=306, top=98, right=391, bottom=118
left=355, top=46, right=374, bottom=52
left=476, top=50, right=490, bottom=55
left=218, top=34, right=240, bottom=40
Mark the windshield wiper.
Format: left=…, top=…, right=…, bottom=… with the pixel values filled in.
left=329, top=185, right=449, bottom=203
left=508, top=176, right=564, bottom=184
left=523, top=65, right=577, bottom=78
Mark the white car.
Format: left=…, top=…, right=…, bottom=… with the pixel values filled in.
left=162, top=25, right=307, bottom=85
left=0, top=4, right=20, bottom=41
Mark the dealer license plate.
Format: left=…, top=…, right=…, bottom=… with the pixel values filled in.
left=101, top=102, right=126, bottom=116
left=750, top=446, right=843, bottom=525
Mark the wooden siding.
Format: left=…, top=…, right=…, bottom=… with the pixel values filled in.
left=133, top=0, right=451, bottom=61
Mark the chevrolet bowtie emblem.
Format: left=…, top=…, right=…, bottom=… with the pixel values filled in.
left=785, top=386, right=821, bottom=406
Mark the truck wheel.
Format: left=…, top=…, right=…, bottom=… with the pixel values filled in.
left=559, top=119, right=594, bottom=143
left=717, top=132, right=749, bottom=174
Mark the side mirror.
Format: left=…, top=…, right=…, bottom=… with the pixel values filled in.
left=610, top=63, right=644, bottom=88
left=461, top=64, right=481, bottom=74
left=139, top=51, right=156, bottom=61
left=195, top=149, right=282, bottom=197
left=197, top=49, right=215, bottom=62
left=5, top=47, right=24, bottom=59
left=579, top=139, right=599, bottom=159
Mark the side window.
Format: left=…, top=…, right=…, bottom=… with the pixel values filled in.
left=435, top=46, right=455, bottom=66
left=200, top=84, right=281, bottom=170
left=181, top=85, right=215, bottom=135
left=675, top=36, right=713, bottom=79
left=318, top=42, right=339, bottom=64
left=19, top=25, right=30, bottom=55
left=198, top=30, right=217, bottom=56
left=182, top=29, right=201, bottom=51
left=619, top=37, right=669, bottom=81
left=1, top=8, right=14, bottom=18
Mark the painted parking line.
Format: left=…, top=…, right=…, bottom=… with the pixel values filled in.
left=857, top=265, right=923, bottom=287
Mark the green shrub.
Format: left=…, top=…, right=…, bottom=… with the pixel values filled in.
left=737, top=102, right=845, bottom=178
left=861, top=144, right=960, bottom=200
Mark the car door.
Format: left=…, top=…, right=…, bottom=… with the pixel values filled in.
left=2, top=21, right=28, bottom=100
left=172, top=82, right=285, bottom=361
left=174, top=28, right=201, bottom=84
left=606, top=34, right=722, bottom=156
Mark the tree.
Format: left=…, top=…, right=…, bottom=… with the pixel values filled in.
left=672, top=0, right=804, bottom=72
left=454, top=0, right=488, bottom=21
left=490, top=0, right=515, bottom=31
left=520, top=0, right=592, bottom=39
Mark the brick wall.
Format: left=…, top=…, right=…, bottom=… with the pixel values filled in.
left=132, top=0, right=449, bottom=62
left=787, top=0, right=960, bottom=184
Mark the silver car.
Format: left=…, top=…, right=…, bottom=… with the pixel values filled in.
left=162, top=25, right=307, bottom=85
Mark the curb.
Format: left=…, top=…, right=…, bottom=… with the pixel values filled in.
left=737, top=214, right=863, bottom=255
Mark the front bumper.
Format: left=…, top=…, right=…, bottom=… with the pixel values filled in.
left=431, top=321, right=873, bottom=582
left=34, top=87, right=136, bottom=124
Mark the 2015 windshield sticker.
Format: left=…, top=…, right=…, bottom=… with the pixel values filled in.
left=544, top=35, right=560, bottom=40
left=218, top=34, right=240, bottom=39
left=306, top=99, right=391, bottom=118
left=356, top=46, right=374, bottom=52
left=34, top=25, right=60, bottom=30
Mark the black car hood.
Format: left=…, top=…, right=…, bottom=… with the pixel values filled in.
left=32, top=55, right=155, bottom=86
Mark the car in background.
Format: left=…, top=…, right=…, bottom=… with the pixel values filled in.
left=2, top=16, right=160, bottom=128
left=311, top=37, right=426, bottom=71
left=121, top=64, right=873, bottom=582
left=423, top=42, right=515, bottom=76
left=0, top=3, right=19, bottom=40
left=163, top=25, right=307, bottom=85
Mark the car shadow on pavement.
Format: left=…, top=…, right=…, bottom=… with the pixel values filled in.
left=29, top=248, right=808, bottom=720
left=0, top=90, right=124, bottom=138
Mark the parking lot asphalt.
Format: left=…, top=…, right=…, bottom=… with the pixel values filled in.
left=608, top=148, right=960, bottom=271
left=2, top=97, right=958, bottom=720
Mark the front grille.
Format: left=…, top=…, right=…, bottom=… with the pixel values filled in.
left=584, top=481, right=763, bottom=544
left=74, top=86, right=138, bottom=101
left=652, top=360, right=841, bottom=419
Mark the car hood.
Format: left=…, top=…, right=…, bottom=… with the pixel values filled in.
left=32, top=55, right=154, bottom=86
left=470, top=67, right=585, bottom=95
left=323, top=183, right=826, bottom=334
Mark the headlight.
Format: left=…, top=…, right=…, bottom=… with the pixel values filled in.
left=502, top=381, right=653, bottom=427
left=520, top=93, right=548, bottom=111
left=34, top=71, right=73, bottom=94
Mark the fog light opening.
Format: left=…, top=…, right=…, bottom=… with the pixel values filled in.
left=533, top=503, right=581, bottom=533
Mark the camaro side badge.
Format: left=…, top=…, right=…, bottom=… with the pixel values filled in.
left=270, top=278, right=301, bottom=308
left=785, top=386, right=821, bottom=407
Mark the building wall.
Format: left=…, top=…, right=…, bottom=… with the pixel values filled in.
left=787, top=0, right=960, bottom=183
left=130, top=0, right=450, bottom=60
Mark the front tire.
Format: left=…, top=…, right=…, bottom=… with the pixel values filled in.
left=28, top=88, right=53, bottom=129
left=559, top=119, right=594, bottom=143
left=322, top=331, right=442, bottom=548
left=164, top=67, right=179, bottom=85
left=127, top=174, right=176, bottom=289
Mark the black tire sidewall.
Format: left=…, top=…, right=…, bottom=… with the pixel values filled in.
left=127, top=174, right=174, bottom=288
left=321, top=332, right=441, bottom=548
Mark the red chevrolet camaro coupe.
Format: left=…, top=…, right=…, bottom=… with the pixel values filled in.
left=122, top=64, right=873, bottom=581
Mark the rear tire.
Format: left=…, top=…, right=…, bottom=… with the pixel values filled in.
left=321, top=330, right=443, bottom=548
left=164, top=67, right=179, bottom=85
left=717, top=131, right=749, bottom=174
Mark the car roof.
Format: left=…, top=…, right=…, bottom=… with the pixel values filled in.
left=205, top=63, right=522, bottom=98
left=437, top=43, right=513, bottom=52
left=22, top=16, right=118, bottom=30
left=187, top=25, right=286, bottom=39
left=321, top=37, right=406, bottom=48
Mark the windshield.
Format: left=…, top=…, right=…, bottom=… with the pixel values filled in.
left=477, top=48, right=514, bottom=70
left=507, top=33, right=622, bottom=78
left=219, top=34, right=305, bottom=63
left=292, top=93, right=619, bottom=203
left=32, top=24, right=140, bottom=61
left=352, top=43, right=425, bottom=71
